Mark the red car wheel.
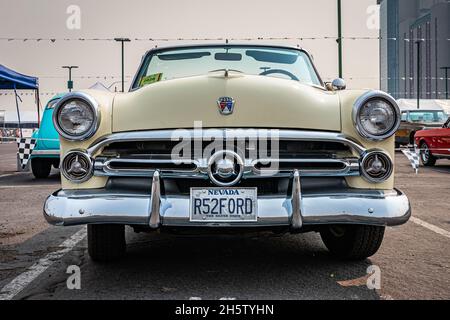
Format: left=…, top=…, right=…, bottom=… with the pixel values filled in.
left=419, top=142, right=436, bottom=166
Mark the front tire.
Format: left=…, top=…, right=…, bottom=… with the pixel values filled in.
left=320, top=225, right=385, bottom=260
left=419, top=142, right=436, bottom=166
left=88, top=224, right=126, bottom=262
left=31, top=158, right=52, bottom=178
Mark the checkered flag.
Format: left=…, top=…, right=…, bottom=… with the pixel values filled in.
left=16, top=138, right=37, bottom=169
left=401, top=147, right=420, bottom=174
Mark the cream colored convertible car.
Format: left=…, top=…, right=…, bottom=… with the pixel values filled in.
left=44, top=44, right=411, bottom=262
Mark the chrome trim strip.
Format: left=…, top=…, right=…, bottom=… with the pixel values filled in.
left=291, top=170, right=303, bottom=229
left=31, top=150, right=60, bottom=156
left=149, top=170, right=161, bottom=228
left=103, top=158, right=199, bottom=173
left=87, top=129, right=367, bottom=156
left=251, top=158, right=360, bottom=177
left=433, top=153, right=450, bottom=158
left=93, top=156, right=360, bottom=178
left=93, top=157, right=205, bottom=178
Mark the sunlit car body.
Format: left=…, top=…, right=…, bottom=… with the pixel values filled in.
left=396, top=109, right=447, bottom=147
left=415, top=117, right=450, bottom=166
left=44, top=44, right=411, bottom=262
left=30, top=94, right=64, bottom=178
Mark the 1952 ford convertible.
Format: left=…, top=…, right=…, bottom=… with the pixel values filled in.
left=44, top=44, right=411, bottom=262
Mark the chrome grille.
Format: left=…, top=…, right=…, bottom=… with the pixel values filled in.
left=90, top=129, right=365, bottom=179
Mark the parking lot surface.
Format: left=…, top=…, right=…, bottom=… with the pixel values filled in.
left=0, top=144, right=449, bottom=300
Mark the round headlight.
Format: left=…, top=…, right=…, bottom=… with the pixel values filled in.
left=353, top=91, right=400, bottom=140
left=53, top=92, right=99, bottom=141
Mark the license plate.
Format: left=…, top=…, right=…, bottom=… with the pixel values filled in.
left=190, top=187, right=258, bottom=222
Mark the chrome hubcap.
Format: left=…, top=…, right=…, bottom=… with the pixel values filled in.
left=421, top=145, right=429, bottom=162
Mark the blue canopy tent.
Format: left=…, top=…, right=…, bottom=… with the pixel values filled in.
left=0, top=65, right=40, bottom=137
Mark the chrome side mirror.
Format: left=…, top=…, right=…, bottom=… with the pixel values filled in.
left=332, top=78, right=346, bottom=91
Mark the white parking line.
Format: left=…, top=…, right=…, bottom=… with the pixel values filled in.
left=0, top=156, right=16, bottom=160
left=0, top=185, right=56, bottom=189
left=0, top=228, right=87, bottom=300
left=0, top=172, right=25, bottom=179
left=410, top=217, right=450, bottom=239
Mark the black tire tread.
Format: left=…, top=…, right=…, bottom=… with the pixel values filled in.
left=87, top=224, right=126, bottom=262
left=31, top=158, right=51, bottom=179
left=320, top=225, right=385, bottom=261
left=351, top=225, right=385, bottom=259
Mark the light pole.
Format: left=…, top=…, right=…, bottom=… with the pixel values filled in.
left=337, top=0, right=343, bottom=78
left=441, top=66, right=450, bottom=99
left=62, top=66, right=78, bottom=92
left=114, top=38, right=131, bottom=92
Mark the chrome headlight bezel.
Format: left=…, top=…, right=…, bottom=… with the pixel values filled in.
left=352, top=91, right=400, bottom=141
left=52, top=92, right=100, bottom=141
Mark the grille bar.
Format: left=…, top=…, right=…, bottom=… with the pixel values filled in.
left=93, top=157, right=360, bottom=178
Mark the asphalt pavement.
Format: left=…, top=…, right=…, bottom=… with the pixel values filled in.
left=0, top=144, right=449, bottom=300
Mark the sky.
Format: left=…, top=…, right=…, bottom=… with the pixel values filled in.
left=0, top=0, right=379, bottom=121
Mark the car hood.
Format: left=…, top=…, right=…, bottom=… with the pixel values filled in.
left=112, top=74, right=341, bottom=132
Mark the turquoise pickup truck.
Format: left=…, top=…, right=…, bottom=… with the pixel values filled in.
left=30, top=94, right=64, bottom=178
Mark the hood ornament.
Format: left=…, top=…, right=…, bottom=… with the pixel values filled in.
left=217, top=97, right=235, bottom=115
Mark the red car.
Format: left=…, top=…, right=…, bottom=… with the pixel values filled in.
left=415, top=117, right=450, bottom=166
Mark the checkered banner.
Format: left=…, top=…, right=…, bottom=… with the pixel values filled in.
left=401, top=148, right=420, bottom=174
left=16, top=138, right=37, bottom=169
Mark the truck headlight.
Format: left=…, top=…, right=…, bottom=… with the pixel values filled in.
left=53, top=92, right=100, bottom=141
left=352, top=91, right=400, bottom=141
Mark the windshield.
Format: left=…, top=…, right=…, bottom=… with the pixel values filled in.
left=132, top=46, right=322, bottom=89
left=408, top=111, right=447, bottom=123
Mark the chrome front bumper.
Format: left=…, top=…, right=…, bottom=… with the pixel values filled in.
left=31, top=149, right=60, bottom=156
left=44, top=171, right=411, bottom=228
